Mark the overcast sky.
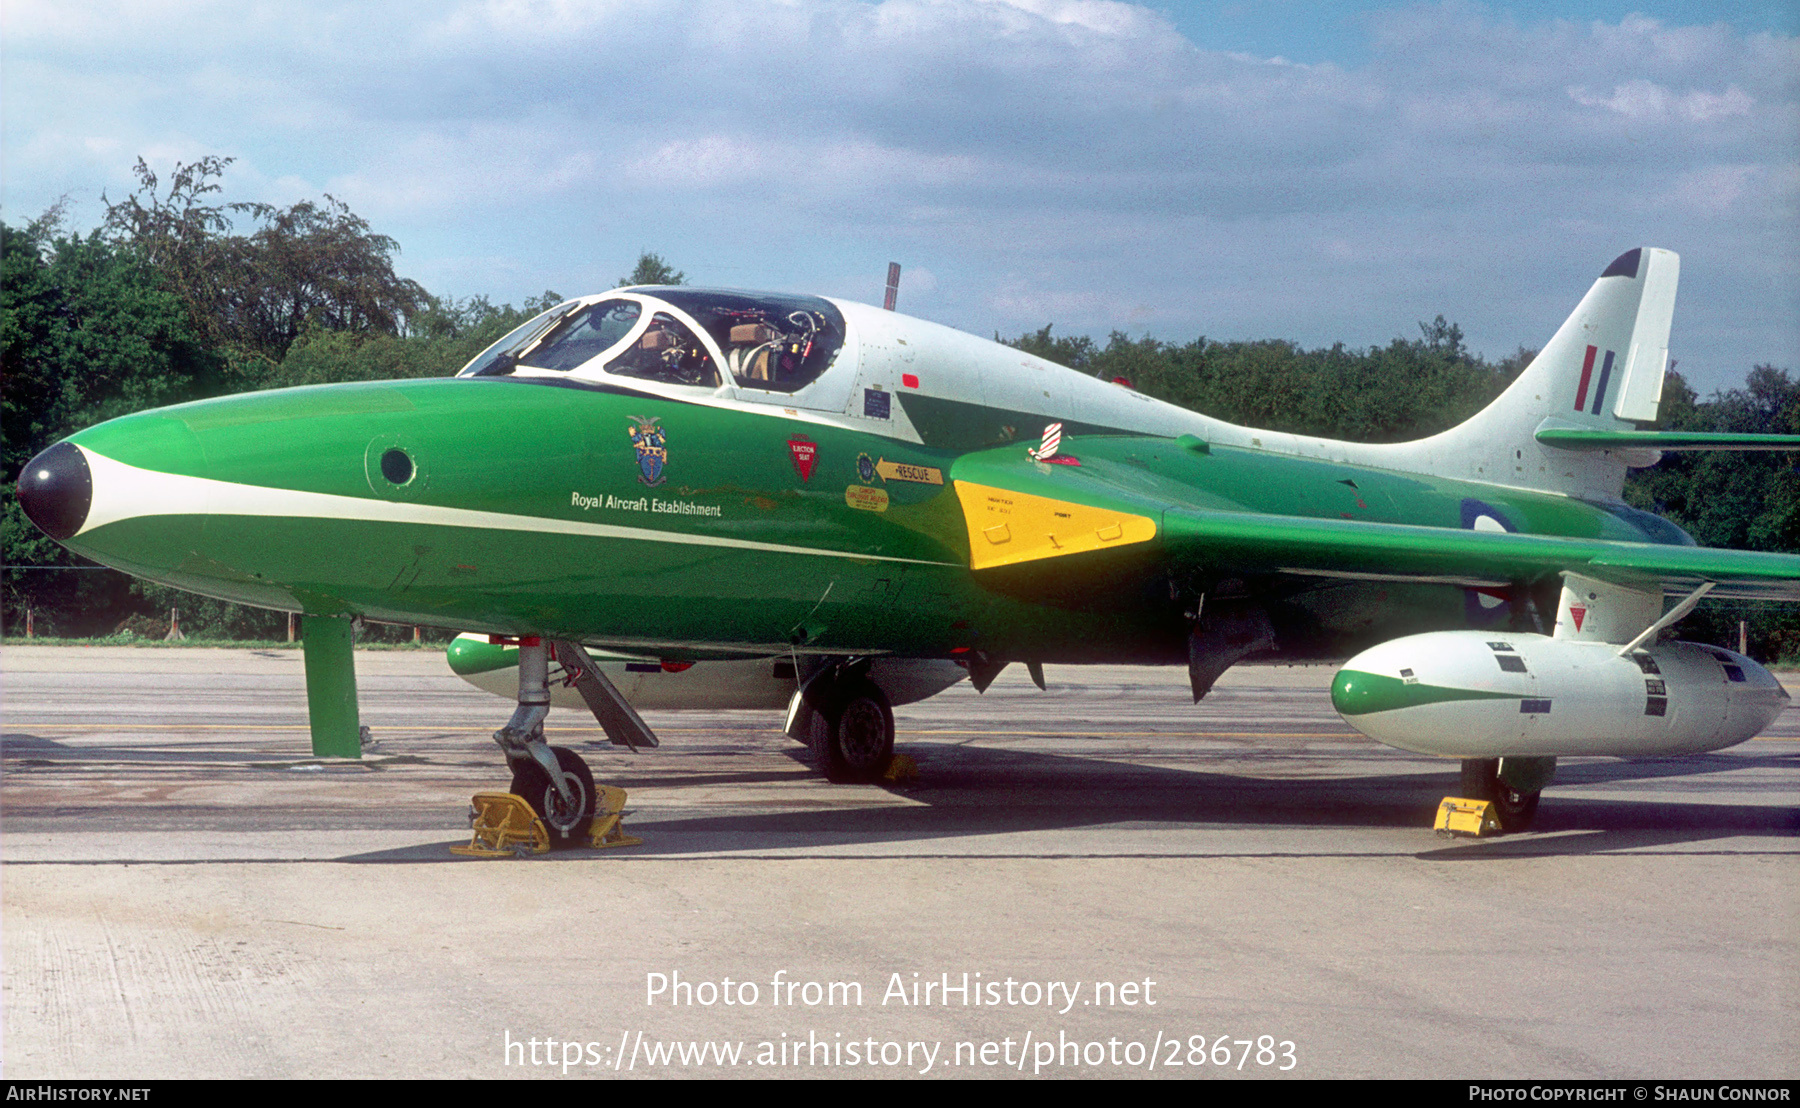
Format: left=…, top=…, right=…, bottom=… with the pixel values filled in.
left=5, top=0, right=1796, bottom=393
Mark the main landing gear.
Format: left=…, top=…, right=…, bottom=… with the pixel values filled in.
left=1456, top=756, right=1556, bottom=833
left=787, top=661, right=895, bottom=783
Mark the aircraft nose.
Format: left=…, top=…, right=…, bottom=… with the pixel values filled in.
left=17, top=441, right=93, bottom=540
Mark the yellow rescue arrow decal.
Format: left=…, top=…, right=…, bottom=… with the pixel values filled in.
left=875, top=458, right=944, bottom=484
left=953, top=480, right=1157, bottom=569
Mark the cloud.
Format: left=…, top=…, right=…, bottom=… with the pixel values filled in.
left=3, top=1, right=1795, bottom=389
left=1569, top=79, right=1754, bottom=122
left=1661, top=164, right=1761, bottom=215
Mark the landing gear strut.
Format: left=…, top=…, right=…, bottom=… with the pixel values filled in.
left=493, top=637, right=596, bottom=846
left=1459, top=756, right=1555, bottom=832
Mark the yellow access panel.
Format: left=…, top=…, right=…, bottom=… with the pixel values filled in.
left=954, top=481, right=1158, bottom=570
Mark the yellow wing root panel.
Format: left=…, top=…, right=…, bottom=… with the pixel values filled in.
left=954, top=480, right=1158, bottom=570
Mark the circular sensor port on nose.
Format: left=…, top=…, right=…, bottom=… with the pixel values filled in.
left=379, top=448, right=415, bottom=486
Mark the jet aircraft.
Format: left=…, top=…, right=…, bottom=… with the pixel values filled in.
left=18, top=247, right=1800, bottom=843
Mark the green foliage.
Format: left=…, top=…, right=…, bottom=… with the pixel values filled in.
left=102, top=157, right=428, bottom=361
left=1623, top=367, right=1800, bottom=659
left=1005, top=319, right=1516, bottom=443
left=3, top=209, right=224, bottom=471
left=618, top=251, right=684, bottom=288
left=2, top=210, right=225, bottom=635
left=258, top=292, right=564, bottom=389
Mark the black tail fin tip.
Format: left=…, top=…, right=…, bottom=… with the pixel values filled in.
left=1601, top=249, right=1642, bottom=280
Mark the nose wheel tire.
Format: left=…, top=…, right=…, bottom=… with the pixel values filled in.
left=811, top=680, right=894, bottom=783
left=511, top=746, right=596, bottom=846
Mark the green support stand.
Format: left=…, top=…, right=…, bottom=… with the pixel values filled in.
left=302, top=615, right=362, bottom=758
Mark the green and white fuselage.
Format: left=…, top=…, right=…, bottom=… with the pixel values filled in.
left=20, top=250, right=1800, bottom=808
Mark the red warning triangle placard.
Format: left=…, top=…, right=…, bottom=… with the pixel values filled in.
left=788, top=437, right=817, bottom=482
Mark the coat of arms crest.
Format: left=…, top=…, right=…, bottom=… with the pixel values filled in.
left=628, top=415, right=668, bottom=487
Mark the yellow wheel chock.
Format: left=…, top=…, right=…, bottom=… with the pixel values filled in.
left=882, top=754, right=919, bottom=783
left=588, top=785, right=642, bottom=849
left=452, top=793, right=550, bottom=857
left=1434, top=796, right=1501, bottom=837
left=451, top=785, right=641, bottom=857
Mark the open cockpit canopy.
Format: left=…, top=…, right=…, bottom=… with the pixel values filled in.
left=456, top=289, right=846, bottom=394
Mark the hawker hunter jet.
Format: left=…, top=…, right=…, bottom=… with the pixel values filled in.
left=19, top=248, right=1800, bottom=842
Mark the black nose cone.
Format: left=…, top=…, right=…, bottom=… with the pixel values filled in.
left=17, top=441, right=92, bottom=541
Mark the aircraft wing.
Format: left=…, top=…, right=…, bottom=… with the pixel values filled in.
left=948, top=436, right=1800, bottom=602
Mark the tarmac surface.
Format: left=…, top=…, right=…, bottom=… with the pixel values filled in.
left=3, top=644, right=1796, bottom=1079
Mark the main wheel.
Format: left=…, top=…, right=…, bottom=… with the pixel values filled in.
left=1491, top=782, right=1541, bottom=832
left=811, top=680, right=894, bottom=783
left=1458, top=757, right=1540, bottom=832
left=511, top=746, right=596, bottom=846
left=1459, top=758, right=1499, bottom=801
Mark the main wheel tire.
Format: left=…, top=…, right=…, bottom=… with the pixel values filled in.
left=811, top=680, right=894, bottom=783
left=511, top=746, right=596, bottom=847
left=1459, top=758, right=1499, bottom=801
left=1458, top=757, right=1540, bottom=832
left=1492, top=783, right=1541, bottom=832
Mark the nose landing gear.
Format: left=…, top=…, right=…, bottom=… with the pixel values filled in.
left=476, top=634, right=662, bottom=852
left=473, top=636, right=659, bottom=853
left=490, top=637, right=598, bottom=847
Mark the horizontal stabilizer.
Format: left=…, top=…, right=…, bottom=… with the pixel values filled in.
left=1536, top=427, right=1800, bottom=452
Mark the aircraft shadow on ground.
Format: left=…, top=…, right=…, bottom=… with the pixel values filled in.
left=5, top=730, right=1791, bottom=864
left=326, top=740, right=1797, bottom=864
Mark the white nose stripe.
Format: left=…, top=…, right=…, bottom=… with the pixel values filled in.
left=77, top=444, right=212, bottom=537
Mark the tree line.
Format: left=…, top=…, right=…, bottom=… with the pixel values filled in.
left=4, top=158, right=1796, bottom=655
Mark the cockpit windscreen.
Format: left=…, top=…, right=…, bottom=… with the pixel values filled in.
left=650, top=289, right=846, bottom=394
left=456, top=302, right=574, bottom=377
left=516, top=300, right=642, bottom=373
left=458, top=300, right=643, bottom=377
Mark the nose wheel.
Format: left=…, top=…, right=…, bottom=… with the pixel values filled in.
left=511, top=745, right=596, bottom=845
left=489, top=636, right=600, bottom=848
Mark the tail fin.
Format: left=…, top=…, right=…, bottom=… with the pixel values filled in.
left=1369, top=248, right=1679, bottom=501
